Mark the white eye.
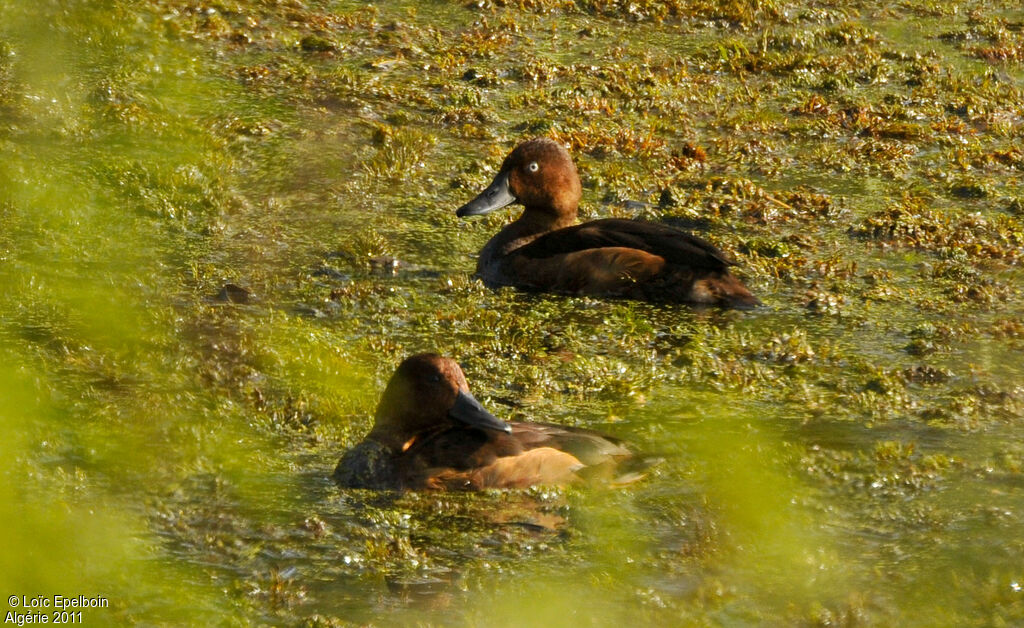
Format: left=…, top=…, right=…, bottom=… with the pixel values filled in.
left=527, top=162, right=539, bottom=173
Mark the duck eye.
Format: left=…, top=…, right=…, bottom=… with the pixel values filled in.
left=427, top=373, right=442, bottom=384
left=527, top=162, right=539, bottom=173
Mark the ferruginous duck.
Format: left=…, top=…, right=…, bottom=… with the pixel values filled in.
left=333, top=353, right=636, bottom=490
left=456, top=137, right=759, bottom=308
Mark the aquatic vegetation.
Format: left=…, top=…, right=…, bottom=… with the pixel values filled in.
left=857, top=194, right=1024, bottom=264
left=1, top=0, right=1023, bottom=624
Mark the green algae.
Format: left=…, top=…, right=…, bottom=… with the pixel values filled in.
left=1, top=0, right=1023, bottom=625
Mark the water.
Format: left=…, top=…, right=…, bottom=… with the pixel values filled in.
left=1, top=0, right=1022, bottom=625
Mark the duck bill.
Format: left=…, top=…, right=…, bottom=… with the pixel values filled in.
left=455, top=171, right=516, bottom=217
left=448, top=390, right=512, bottom=433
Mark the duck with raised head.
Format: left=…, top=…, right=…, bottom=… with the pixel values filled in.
left=456, top=137, right=760, bottom=308
left=333, top=353, right=636, bottom=490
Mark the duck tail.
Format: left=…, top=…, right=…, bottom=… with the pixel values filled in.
left=719, top=276, right=761, bottom=309
left=607, top=454, right=664, bottom=486
left=688, top=272, right=761, bottom=309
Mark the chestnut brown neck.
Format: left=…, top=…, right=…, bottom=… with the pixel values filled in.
left=516, top=204, right=578, bottom=234
left=481, top=206, right=577, bottom=263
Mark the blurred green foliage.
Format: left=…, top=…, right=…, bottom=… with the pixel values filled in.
left=1, top=0, right=1022, bottom=625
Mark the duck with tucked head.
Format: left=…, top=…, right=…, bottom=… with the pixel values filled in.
left=456, top=138, right=759, bottom=308
left=333, top=353, right=636, bottom=490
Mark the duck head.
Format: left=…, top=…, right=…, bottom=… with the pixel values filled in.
left=456, top=138, right=582, bottom=226
left=367, top=353, right=511, bottom=453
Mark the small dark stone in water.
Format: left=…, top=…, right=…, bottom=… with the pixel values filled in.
left=369, top=256, right=400, bottom=274
left=950, top=183, right=987, bottom=199
left=864, top=378, right=891, bottom=394
left=410, top=269, right=442, bottom=279
left=500, top=520, right=562, bottom=533
left=805, top=292, right=843, bottom=315
left=658, top=187, right=679, bottom=208
left=216, top=283, right=251, bottom=303
left=300, top=35, right=336, bottom=53
left=450, top=175, right=473, bottom=189
left=678, top=142, right=707, bottom=161
left=312, top=266, right=350, bottom=281
left=946, top=103, right=969, bottom=117
left=516, top=118, right=554, bottom=133
left=294, top=305, right=326, bottom=318
left=905, top=338, right=937, bottom=356
left=903, top=365, right=952, bottom=384
left=488, top=395, right=523, bottom=408
left=385, top=573, right=456, bottom=598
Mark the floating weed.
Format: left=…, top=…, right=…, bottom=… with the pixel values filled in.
left=98, top=159, right=236, bottom=224
left=939, top=15, right=1024, bottom=64
left=361, top=125, right=438, bottom=179
left=868, top=440, right=957, bottom=493
left=248, top=567, right=307, bottom=610
left=755, top=329, right=822, bottom=364
left=551, top=125, right=666, bottom=158
left=946, top=278, right=1017, bottom=306
left=331, top=229, right=394, bottom=268
left=855, top=194, right=1024, bottom=264
left=803, top=286, right=846, bottom=316
left=990, top=317, right=1024, bottom=340
left=659, top=176, right=841, bottom=228
left=6, top=0, right=1024, bottom=624
left=764, top=22, right=880, bottom=52
left=0, top=39, right=18, bottom=118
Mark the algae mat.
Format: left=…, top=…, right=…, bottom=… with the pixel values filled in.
left=1, top=0, right=1022, bottom=625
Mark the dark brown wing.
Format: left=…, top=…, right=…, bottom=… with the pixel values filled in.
left=403, top=427, right=510, bottom=471
left=392, top=423, right=642, bottom=489
left=509, top=422, right=631, bottom=466
left=402, top=426, right=582, bottom=489
left=405, top=422, right=630, bottom=470
left=514, top=219, right=734, bottom=270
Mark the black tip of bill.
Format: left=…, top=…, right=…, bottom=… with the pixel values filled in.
left=449, top=390, right=511, bottom=433
left=455, top=171, right=516, bottom=218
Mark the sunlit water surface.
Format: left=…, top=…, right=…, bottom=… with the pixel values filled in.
left=1, top=0, right=1022, bottom=625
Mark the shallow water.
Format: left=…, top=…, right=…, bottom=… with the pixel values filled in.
left=1, top=0, right=1023, bottom=625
